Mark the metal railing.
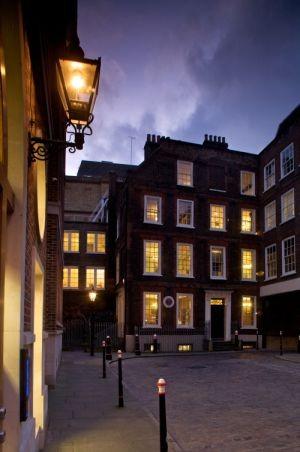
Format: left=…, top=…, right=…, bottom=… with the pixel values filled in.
left=63, top=319, right=118, bottom=350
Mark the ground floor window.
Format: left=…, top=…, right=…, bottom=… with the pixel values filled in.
left=176, top=293, right=193, bottom=328
left=143, top=292, right=161, bottom=327
left=86, top=267, right=105, bottom=289
left=241, top=296, right=256, bottom=328
left=63, top=267, right=78, bottom=288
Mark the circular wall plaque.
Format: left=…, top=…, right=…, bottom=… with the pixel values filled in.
left=163, top=296, right=175, bottom=309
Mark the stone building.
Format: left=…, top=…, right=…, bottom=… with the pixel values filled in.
left=65, top=106, right=300, bottom=353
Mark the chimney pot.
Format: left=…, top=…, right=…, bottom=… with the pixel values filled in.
left=152, top=134, right=156, bottom=143
left=147, top=133, right=151, bottom=142
left=218, top=136, right=221, bottom=142
left=209, top=135, right=212, bottom=141
left=214, top=135, right=217, bottom=142
left=205, top=134, right=208, bottom=141
left=157, top=135, right=161, bottom=141
left=222, top=137, right=225, bottom=143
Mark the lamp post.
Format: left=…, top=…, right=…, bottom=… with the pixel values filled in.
left=89, top=285, right=97, bottom=356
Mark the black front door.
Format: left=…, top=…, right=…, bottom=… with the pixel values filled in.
left=211, top=300, right=225, bottom=339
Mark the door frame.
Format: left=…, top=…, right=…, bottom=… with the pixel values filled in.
left=205, top=290, right=232, bottom=341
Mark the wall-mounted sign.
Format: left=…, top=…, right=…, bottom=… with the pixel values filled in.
left=163, top=296, right=175, bottom=309
left=20, top=349, right=30, bottom=422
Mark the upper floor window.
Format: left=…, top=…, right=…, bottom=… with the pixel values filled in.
left=64, top=231, right=79, bottom=253
left=144, top=196, right=162, bottom=224
left=240, top=171, right=255, bottom=196
left=176, top=294, right=193, bottom=328
left=265, top=244, right=277, bottom=280
left=86, top=267, right=105, bottom=289
left=280, top=143, right=294, bottom=179
left=264, top=200, right=276, bottom=232
left=241, top=208, right=256, bottom=234
left=63, top=267, right=78, bottom=289
left=87, top=232, right=106, bottom=253
left=177, top=160, right=193, bottom=186
left=264, top=159, right=275, bottom=191
left=282, top=236, right=296, bottom=276
left=144, top=240, right=161, bottom=275
left=210, top=246, right=226, bottom=279
left=210, top=205, right=226, bottom=231
left=241, top=249, right=256, bottom=281
left=241, top=296, right=256, bottom=328
left=143, top=292, right=161, bottom=327
left=177, top=199, right=194, bottom=228
left=176, top=243, right=193, bottom=277
left=281, top=188, right=295, bottom=224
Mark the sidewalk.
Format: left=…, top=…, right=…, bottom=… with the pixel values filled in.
left=276, top=352, right=300, bottom=364
left=44, top=351, right=178, bottom=452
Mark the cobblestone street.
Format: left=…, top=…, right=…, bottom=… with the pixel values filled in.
left=45, top=351, right=300, bottom=451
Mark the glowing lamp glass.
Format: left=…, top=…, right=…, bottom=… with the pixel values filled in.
left=89, top=288, right=97, bottom=302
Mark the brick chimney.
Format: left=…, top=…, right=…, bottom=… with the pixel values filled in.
left=203, top=134, right=228, bottom=149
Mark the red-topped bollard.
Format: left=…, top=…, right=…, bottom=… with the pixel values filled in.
left=102, top=340, right=106, bottom=378
left=157, top=378, right=168, bottom=452
left=118, top=350, right=124, bottom=407
left=234, top=330, right=239, bottom=350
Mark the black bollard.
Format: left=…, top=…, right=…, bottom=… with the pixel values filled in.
left=135, top=334, right=141, bottom=356
left=102, top=340, right=106, bottom=378
left=256, top=328, right=259, bottom=350
left=234, top=330, right=239, bottom=350
left=153, top=334, right=158, bottom=353
left=297, top=335, right=300, bottom=354
left=157, top=378, right=168, bottom=452
left=280, top=330, right=283, bottom=356
left=106, top=335, right=112, bottom=360
left=118, top=350, right=124, bottom=408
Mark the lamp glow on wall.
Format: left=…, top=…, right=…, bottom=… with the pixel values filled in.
left=29, top=55, right=101, bottom=162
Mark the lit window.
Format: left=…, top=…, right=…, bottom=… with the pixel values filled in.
left=63, top=267, right=78, bottom=288
left=86, top=267, right=105, bottom=289
left=241, top=249, right=256, bottom=281
left=265, top=244, right=277, bottom=280
left=177, top=199, right=194, bottom=227
left=176, top=243, right=193, bottom=277
left=264, top=159, right=275, bottom=191
left=63, top=231, right=79, bottom=252
left=177, top=344, right=192, bottom=352
left=210, top=246, right=226, bottom=279
left=280, top=143, right=294, bottom=179
left=210, top=205, right=226, bottom=230
left=281, top=189, right=295, bottom=223
left=144, top=241, right=161, bottom=275
left=241, top=296, right=256, bottom=328
left=282, top=236, right=296, bottom=275
left=241, top=209, right=256, bottom=233
left=176, top=294, right=193, bottom=328
left=143, top=292, right=161, bottom=327
left=264, top=201, right=276, bottom=231
left=177, top=160, right=193, bottom=186
left=240, top=171, right=255, bottom=196
left=86, top=232, right=105, bottom=253
left=144, top=196, right=162, bottom=224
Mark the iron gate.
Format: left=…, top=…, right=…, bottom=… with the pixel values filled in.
left=63, top=319, right=118, bottom=350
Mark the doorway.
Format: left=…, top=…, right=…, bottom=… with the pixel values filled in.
left=211, top=299, right=224, bottom=339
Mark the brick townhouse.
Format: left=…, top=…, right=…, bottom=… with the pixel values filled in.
left=63, top=105, right=300, bottom=352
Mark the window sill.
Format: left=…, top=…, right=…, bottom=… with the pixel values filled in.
left=143, top=325, right=162, bottom=328
left=280, top=216, right=295, bottom=225
left=64, top=251, right=80, bottom=254
left=240, top=193, right=256, bottom=197
left=86, top=251, right=106, bottom=254
left=143, top=273, right=162, bottom=277
left=210, top=228, right=227, bottom=232
left=144, top=221, right=163, bottom=225
left=210, top=276, right=226, bottom=280
left=177, top=184, right=194, bottom=188
left=241, top=231, right=256, bottom=235
left=263, top=184, right=275, bottom=194
left=264, top=276, right=277, bottom=282
left=263, top=226, right=276, bottom=233
left=240, top=326, right=257, bottom=330
left=63, top=287, right=79, bottom=290
left=176, top=325, right=194, bottom=329
left=176, top=224, right=195, bottom=229
left=176, top=274, right=194, bottom=278
left=279, top=170, right=295, bottom=181
left=209, top=188, right=227, bottom=193
left=281, top=271, right=296, bottom=278
left=241, top=279, right=257, bottom=282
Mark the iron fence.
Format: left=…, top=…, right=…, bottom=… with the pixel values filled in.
left=63, top=319, right=119, bottom=350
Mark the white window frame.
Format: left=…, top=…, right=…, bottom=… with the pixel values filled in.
left=241, top=208, right=256, bottom=234
left=280, top=188, right=295, bottom=224
left=143, top=240, right=162, bottom=276
left=210, top=246, right=226, bottom=280
left=263, top=159, right=275, bottom=192
left=265, top=244, right=277, bottom=281
left=86, top=231, right=106, bottom=254
left=240, top=171, right=256, bottom=196
left=176, top=243, right=194, bottom=278
left=264, top=200, right=276, bottom=232
left=210, top=204, right=226, bottom=231
left=64, top=230, right=80, bottom=253
left=63, top=266, right=79, bottom=289
left=241, top=249, right=256, bottom=281
left=282, top=235, right=296, bottom=276
left=241, top=296, right=257, bottom=329
left=176, top=293, right=194, bottom=329
left=177, top=199, right=194, bottom=228
left=144, top=195, right=162, bottom=225
left=177, top=160, right=193, bottom=187
left=280, top=143, right=294, bottom=179
left=143, top=292, right=161, bottom=328
left=85, top=267, right=105, bottom=290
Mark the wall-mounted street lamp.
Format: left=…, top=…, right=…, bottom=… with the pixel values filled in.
left=89, top=285, right=97, bottom=356
left=29, top=55, right=101, bottom=162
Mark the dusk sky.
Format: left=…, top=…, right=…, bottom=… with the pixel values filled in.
left=66, top=0, right=300, bottom=174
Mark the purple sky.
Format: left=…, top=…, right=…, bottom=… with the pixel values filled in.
left=66, top=0, right=300, bottom=175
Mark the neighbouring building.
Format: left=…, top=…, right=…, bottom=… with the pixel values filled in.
left=63, top=109, right=300, bottom=353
